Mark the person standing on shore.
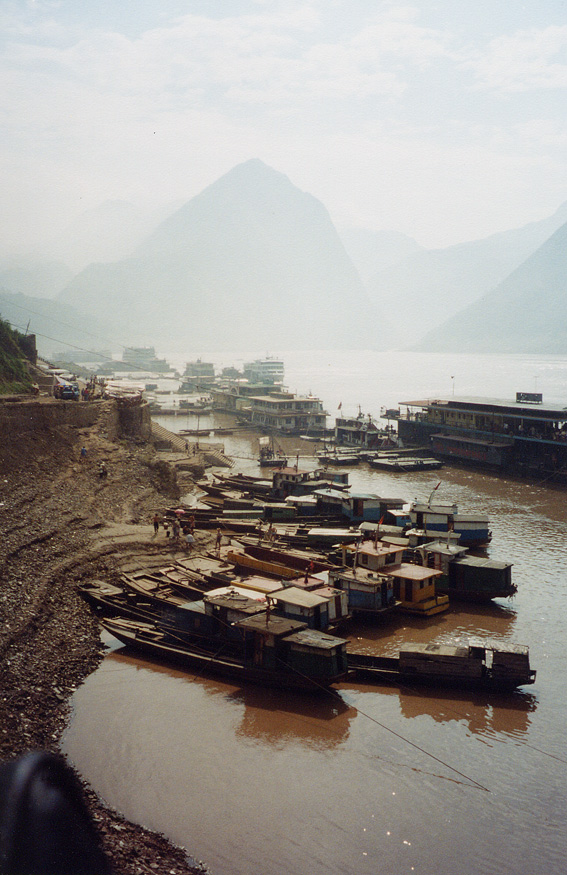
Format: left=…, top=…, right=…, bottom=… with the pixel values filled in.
left=152, top=513, right=160, bottom=536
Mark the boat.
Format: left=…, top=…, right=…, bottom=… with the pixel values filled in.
left=328, top=566, right=400, bottom=618
left=334, top=410, right=396, bottom=450
left=412, top=542, right=517, bottom=602
left=258, top=435, right=288, bottom=467
left=101, top=599, right=350, bottom=691
left=407, top=490, right=492, bottom=547
left=397, top=392, right=567, bottom=482
left=317, top=451, right=360, bottom=466
left=348, top=640, right=536, bottom=691
left=369, top=455, right=443, bottom=472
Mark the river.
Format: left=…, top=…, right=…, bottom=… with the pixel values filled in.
left=62, top=350, right=567, bottom=875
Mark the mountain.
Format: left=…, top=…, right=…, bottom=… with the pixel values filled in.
left=45, top=200, right=171, bottom=272
left=365, top=201, right=567, bottom=349
left=0, top=257, right=74, bottom=299
left=413, top=221, right=567, bottom=353
left=58, top=160, right=378, bottom=352
left=337, top=227, right=422, bottom=284
left=0, top=291, right=124, bottom=359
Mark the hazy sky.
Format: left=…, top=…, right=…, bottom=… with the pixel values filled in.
left=2, top=0, right=567, bottom=254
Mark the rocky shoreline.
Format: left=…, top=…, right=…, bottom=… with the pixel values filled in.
left=0, top=400, right=214, bottom=874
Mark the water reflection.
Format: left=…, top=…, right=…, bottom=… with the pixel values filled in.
left=345, top=600, right=518, bottom=658
left=226, top=686, right=353, bottom=748
left=398, top=685, right=535, bottom=737
left=106, top=647, right=354, bottom=750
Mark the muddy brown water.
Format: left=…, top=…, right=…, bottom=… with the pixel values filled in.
left=62, top=352, right=567, bottom=874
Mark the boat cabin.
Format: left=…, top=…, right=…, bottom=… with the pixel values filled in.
left=342, top=541, right=405, bottom=571
left=270, top=584, right=350, bottom=630
left=398, top=641, right=535, bottom=687
left=270, top=586, right=330, bottom=630
left=384, top=564, right=449, bottom=616
left=407, top=501, right=491, bottom=547
left=272, top=467, right=313, bottom=498
left=203, top=591, right=268, bottom=641
left=233, top=612, right=349, bottom=683
left=328, top=566, right=398, bottom=616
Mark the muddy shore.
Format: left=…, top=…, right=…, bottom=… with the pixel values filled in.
left=0, top=399, right=215, bottom=874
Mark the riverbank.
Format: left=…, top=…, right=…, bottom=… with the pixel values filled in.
left=0, top=399, right=212, bottom=874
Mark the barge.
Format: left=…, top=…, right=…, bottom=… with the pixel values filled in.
left=348, top=641, right=536, bottom=691
left=397, top=393, right=567, bottom=481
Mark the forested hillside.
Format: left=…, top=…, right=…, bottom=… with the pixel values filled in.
left=0, top=317, right=34, bottom=393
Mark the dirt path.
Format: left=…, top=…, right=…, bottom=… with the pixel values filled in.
left=0, top=402, right=214, bottom=874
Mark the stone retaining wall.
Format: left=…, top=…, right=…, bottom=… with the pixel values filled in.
left=0, top=399, right=151, bottom=442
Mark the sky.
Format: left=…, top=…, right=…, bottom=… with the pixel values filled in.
left=1, top=0, right=567, bottom=256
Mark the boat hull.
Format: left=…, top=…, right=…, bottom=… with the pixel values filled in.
left=102, top=619, right=346, bottom=691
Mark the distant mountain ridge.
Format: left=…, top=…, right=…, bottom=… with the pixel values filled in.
left=364, top=201, right=567, bottom=350
left=1, top=159, right=566, bottom=357
left=414, top=220, right=567, bottom=353
left=59, top=160, right=378, bottom=352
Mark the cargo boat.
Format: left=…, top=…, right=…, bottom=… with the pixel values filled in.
left=348, top=641, right=536, bottom=691
left=101, top=604, right=349, bottom=691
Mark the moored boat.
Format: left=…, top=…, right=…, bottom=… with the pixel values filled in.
left=348, top=640, right=536, bottom=691
left=101, top=603, right=350, bottom=691
left=412, top=542, right=517, bottom=601
left=407, top=499, right=492, bottom=547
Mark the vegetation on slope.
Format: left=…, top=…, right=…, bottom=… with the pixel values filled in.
left=0, top=316, right=34, bottom=394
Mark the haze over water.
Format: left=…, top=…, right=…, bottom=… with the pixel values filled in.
left=62, top=350, right=567, bottom=875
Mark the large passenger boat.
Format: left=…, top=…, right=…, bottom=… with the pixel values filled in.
left=397, top=392, right=567, bottom=480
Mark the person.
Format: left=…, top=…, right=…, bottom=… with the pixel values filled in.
left=80, top=446, right=87, bottom=459
left=215, top=527, right=222, bottom=554
left=172, top=519, right=180, bottom=542
left=185, top=531, right=195, bottom=553
left=152, top=513, right=160, bottom=535
left=0, top=750, right=111, bottom=875
left=98, top=461, right=107, bottom=479
left=189, top=514, right=195, bottom=535
left=164, top=520, right=170, bottom=539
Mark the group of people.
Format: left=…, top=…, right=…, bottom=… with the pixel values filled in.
left=152, top=512, right=196, bottom=552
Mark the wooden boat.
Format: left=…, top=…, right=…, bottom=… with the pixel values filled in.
left=407, top=498, right=492, bottom=547
left=236, top=538, right=336, bottom=574
left=258, top=435, right=288, bottom=468
left=101, top=606, right=350, bottom=691
left=328, top=566, right=400, bottom=618
left=411, top=543, right=517, bottom=602
left=348, top=641, right=536, bottom=691
left=369, top=456, right=443, bottom=472
left=224, top=549, right=303, bottom=580
left=318, top=452, right=360, bottom=466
